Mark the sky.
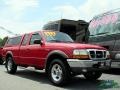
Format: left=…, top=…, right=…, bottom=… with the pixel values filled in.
left=0, top=0, right=120, bottom=38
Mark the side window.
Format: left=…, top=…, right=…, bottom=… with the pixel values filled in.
left=95, top=17, right=111, bottom=35
left=96, top=13, right=119, bottom=35
left=117, top=22, right=120, bottom=31
left=112, top=22, right=120, bottom=34
left=113, top=14, right=120, bottom=34
left=89, top=20, right=97, bottom=36
left=30, top=33, right=41, bottom=45
left=7, top=38, right=13, bottom=45
left=7, top=36, right=22, bottom=45
left=96, top=23, right=112, bottom=35
left=89, top=14, right=117, bottom=36
left=22, top=34, right=30, bottom=45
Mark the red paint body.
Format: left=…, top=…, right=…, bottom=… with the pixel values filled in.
left=0, top=47, right=2, bottom=58
left=2, top=31, right=106, bottom=69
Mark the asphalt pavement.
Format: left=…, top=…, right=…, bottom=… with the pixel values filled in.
left=0, top=65, right=120, bottom=90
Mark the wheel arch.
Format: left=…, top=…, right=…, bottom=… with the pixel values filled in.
left=5, top=51, right=13, bottom=60
left=5, top=51, right=14, bottom=68
left=45, top=50, right=70, bottom=73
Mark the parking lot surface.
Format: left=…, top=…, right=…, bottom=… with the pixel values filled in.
left=0, top=65, right=120, bottom=90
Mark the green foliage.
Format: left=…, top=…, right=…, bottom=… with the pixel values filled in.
left=0, top=38, right=2, bottom=47
left=1, top=37, right=8, bottom=46
left=0, top=37, right=8, bottom=47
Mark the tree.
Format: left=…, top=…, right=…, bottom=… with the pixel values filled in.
left=1, top=37, right=8, bottom=47
left=0, top=38, right=2, bottom=47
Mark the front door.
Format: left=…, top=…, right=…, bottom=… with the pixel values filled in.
left=26, top=33, right=44, bottom=67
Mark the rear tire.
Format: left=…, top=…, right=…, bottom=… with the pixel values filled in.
left=6, top=57, right=17, bottom=74
left=83, top=71, right=102, bottom=80
left=48, top=59, right=70, bottom=86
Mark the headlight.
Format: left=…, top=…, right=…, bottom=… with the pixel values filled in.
left=106, top=51, right=110, bottom=58
left=73, top=50, right=89, bottom=59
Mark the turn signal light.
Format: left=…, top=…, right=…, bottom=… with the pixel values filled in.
left=73, top=55, right=89, bottom=59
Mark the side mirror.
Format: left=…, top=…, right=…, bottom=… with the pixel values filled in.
left=34, top=39, right=42, bottom=45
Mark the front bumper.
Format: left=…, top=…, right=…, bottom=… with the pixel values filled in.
left=67, top=59, right=111, bottom=73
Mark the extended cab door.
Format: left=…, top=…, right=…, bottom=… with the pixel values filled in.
left=19, top=34, right=31, bottom=65
left=19, top=33, right=44, bottom=67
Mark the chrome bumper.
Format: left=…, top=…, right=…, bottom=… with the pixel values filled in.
left=67, top=59, right=111, bottom=73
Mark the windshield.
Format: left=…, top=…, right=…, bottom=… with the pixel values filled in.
left=89, top=13, right=119, bottom=36
left=43, top=31, right=74, bottom=43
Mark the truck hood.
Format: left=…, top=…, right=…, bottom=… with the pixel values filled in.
left=46, top=42, right=106, bottom=50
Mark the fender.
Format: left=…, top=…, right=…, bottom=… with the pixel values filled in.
left=4, top=51, right=14, bottom=67
left=45, top=50, right=69, bottom=69
left=6, top=51, right=13, bottom=57
left=5, top=51, right=13, bottom=59
left=46, top=50, right=68, bottom=60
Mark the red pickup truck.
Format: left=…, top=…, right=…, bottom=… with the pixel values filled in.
left=2, top=31, right=111, bottom=86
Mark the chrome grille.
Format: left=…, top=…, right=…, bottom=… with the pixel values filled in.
left=96, top=51, right=103, bottom=58
left=89, top=51, right=95, bottom=58
left=88, top=50, right=106, bottom=59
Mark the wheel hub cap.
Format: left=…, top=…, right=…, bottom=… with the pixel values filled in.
left=7, top=60, right=12, bottom=71
left=51, top=64, right=63, bottom=82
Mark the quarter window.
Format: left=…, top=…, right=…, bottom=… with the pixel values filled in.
left=7, top=36, right=22, bottom=45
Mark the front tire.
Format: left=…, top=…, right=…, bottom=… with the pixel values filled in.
left=6, top=57, right=17, bottom=74
left=48, top=59, right=70, bottom=86
left=83, top=71, right=102, bottom=80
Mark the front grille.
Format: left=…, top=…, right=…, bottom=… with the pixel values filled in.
left=89, top=50, right=106, bottom=59
left=89, top=51, right=95, bottom=58
left=96, top=51, right=103, bottom=58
